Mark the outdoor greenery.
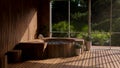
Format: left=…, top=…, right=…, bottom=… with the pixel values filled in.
left=52, top=0, right=120, bottom=46
left=52, top=21, right=75, bottom=37
left=52, top=21, right=75, bottom=32
left=71, top=12, right=88, bottom=32
left=74, top=42, right=81, bottom=49
left=76, top=32, right=110, bottom=46
left=91, top=31, right=110, bottom=46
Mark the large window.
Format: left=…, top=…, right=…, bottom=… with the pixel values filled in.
left=50, top=0, right=88, bottom=38
left=51, top=1, right=69, bottom=37
left=112, top=0, right=120, bottom=46
left=50, top=0, right=120, bottom=46
left=91, top=0, right=111, bottom=46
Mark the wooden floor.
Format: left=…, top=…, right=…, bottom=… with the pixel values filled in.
left=8, top=46, right=120, bottom=68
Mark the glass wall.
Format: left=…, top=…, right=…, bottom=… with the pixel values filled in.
left=52, top=1, right=69, bottom=37
left=91, top=0, right=111, bottom=46
left=51, top=0, right=88, bottom=38
left=112, top=0, right=120, bottom=46
left=50, top=0, right=120, bottom=47
left=70, top=0, right=88, bottom=38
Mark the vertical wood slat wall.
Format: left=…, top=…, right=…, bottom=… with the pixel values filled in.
left=37, top=0, right=50, bottom=37
left=0, top=0, right=38, bottom=68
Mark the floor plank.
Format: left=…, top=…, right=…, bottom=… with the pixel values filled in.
left=8, top=46, right=120, bottom=68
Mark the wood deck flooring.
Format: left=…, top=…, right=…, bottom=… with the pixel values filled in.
left=8, top=46, right=120, bottom=68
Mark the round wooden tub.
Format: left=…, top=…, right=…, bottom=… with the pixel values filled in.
left=45, top=38, right=76, bottom=58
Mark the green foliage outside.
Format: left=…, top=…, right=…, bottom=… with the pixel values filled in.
left=74, top=42, right=81, bottom=49
left=71, top=12, right=88, bottom=32
left=112, top=18, right=120, bottom=32
left=52, top=21, right=75, bottom=32
left=52, top=21, right=75, bottom=37
left=91, top=31, right=110, bottom=46
left=52, top=0, right=120, bottom=46
left=52, top=20, right=110, bottom=45
left=111, top=18, right=120, bottom=46
left=76, top=31, right=110, bottom=46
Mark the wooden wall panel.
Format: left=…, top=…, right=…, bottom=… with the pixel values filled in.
left=0, top=0, right=38, bottom=68
left=36, top=0, right=50, bottom=37
left=0, top=0, right=50, bottom=67
left=28, top=12, right=37, bottom=41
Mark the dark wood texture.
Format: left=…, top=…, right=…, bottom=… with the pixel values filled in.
left=7, top=50, right=22, bottom=63
left=0, top=0, right=50, bottom=67
left=47, top=43, right=75, bottom=58
left=14, top=42, right=45, bottom=61
left=8, top=46, right=120, bottom=68
left=37, top=0, right=50, bottom=37
left=45, top=38, right=76, bottom=58
left=0, top=0, right=39, bottom=68
left=0, top=0, right=37, bottom=55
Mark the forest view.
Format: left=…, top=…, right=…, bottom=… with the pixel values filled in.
left=51, top=0, right=120, bottom=46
